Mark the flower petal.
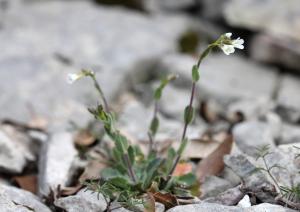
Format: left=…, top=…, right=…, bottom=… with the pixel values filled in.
left=225, top=32, right=232, bottom=38
left=221, top=44, right=235, bottom=55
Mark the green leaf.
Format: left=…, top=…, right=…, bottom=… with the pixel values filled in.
left=142, top=158, right=164, bottom=190
left=150, top=116, right=159, bottom=136
left=154, top=87, right=162, bottom=100
left=114, top=133, right=129, bottom=154
left=107, top=177, right=130, bottom=189
left=177, top=138, right=188, bottom=156
left=128, top=146, right=135, bottom=165
left=112, top=147, right=122, bottom=162
left=184, top=105, right=194, bottom=124
left=164, top=148, right=176, bottom=175
left=192, top=65, right=200, bottom=82
left=177, top=173, right=197, bottom=187
left=101, top=168, right=122, bottom=180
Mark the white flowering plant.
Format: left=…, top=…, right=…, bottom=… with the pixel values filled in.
left=68, top=33, right=243, bottom=211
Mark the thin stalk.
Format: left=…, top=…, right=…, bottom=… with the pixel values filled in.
left=123, top=154, right=137, bottom=183
left=167, top=45, right=214, bottom=179
left=90, top=74, right=109, bottom=112
left=148, top=101, right=158, bottom=154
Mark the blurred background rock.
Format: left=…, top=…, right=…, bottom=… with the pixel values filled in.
left=0, top=0, right=300, bottom=130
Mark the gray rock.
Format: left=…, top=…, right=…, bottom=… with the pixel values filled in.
left=158, top=84, right=191, bottom=120
left=224, top=154, right=277, bottom=203
left=279, top=124, right=300, bottom=145
left=0, top=184, right=51, bottom=212
left=38, top=132, right=77, bottom=196
left=118, top=99, right=206, bottom=143
left=201, top=176, right=234, bottom=199
left=220, top=167, right=241, bottom=187
left=228, top=97, right=275, bottom=121
left=276, top=75, right=300, bottom=123
left=232, top=121, right=276, bottom=157
left=250, top=34, right=300, bottom=72
left=168, top=202, right=296, bottom=212
left=54, top=189, right=107, bottom=212
left=158, top=54, right=278, bottom=107
left=146, top=0, right=196, bottom=12
left=204, top=186, right=244, bottom=206
left=224, top=0, right=300, bottom=42
left=0, top=124, right=39, bottom=174
left=0, top=1, right=198, bottom=130
left=167, top=202, right=243, bottom=212
left=201, top=0, right=228, bottom=20
left=245, top=203, right=296, bottom=212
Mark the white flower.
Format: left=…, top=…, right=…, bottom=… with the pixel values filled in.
left=67, top=73, right=81, bottom=84
left=220, top=44, right=235, bottom=55
left=219, top=32, right=244, bottom=55
left=232, top=37, right=244, bottom=49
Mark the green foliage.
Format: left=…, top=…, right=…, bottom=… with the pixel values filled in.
left=192, top=65, right=200, bottom=82
left=154, top=74, right=177, bottom=101
left=184, top=105, right=194, bottom=124
left=71, top=34, right=238, bottom=210
left=87, top=102, right=198, bottom=209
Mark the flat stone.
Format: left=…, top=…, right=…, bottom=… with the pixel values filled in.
left=118, top=99, right=206, bottom=143
left=246, top=203, right=296, bottom=212
left=279, top=123, right=300, bottom=145
left=0, top=124, right=39, bottom=174
left=38, top=132, right=77, bottom=196
left=201, top=176, right=234, bottom=199
left=250, top=34, right=300, bottom=72
left=204, top=186, right=244, bottom=206
left=167, top=202, right=244, bottom=212
left=224, top=154, right=277, bottom=203
left=228, top=97, right=275, bottom=120
left=276, top=74, right=300, bottom=123
left=224, top=0, right=300, bottom=42
left=232, top=121, right=276, bottom=157
left=0, top=184, right=51, bottom=212
left=146, top=0, right=196, bottom=12
left=0, top=1, right=197, bottom=130
left=158, top=84, right=191, bottom=120
left=54, top=189, right=107, bottom=212
left=157, top=53, right=278, bottom=107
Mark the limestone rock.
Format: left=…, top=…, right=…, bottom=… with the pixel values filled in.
left=0, top=184, right=51, bottom=212
left=38, top=132, right=77, bottom=196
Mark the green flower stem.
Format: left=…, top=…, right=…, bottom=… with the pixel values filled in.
left=87, top=72, right=109, bottom=112
left=123, top=153, right=137, bottom=183
left=167, top=45, right=216, bottom=179
left=148, top=101, right=158, bottom=154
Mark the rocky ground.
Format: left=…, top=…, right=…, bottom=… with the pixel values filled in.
left=1, top=0, right=300, bottom=211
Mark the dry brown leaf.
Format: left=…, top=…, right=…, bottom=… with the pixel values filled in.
left=172, top=162, right=193, bottom=177
left=79, top=160, right=107, bottom=182
left=152, top=192, right=178, bottom=209
left=144, top=192, right=156, bottom=212
left=196, top=134, right=233, bottom=182
left=60, top=184, right=83, bottom=196
left=13, top=175, right=37, bottom=194
left=74, top=130, right=96, bottom=147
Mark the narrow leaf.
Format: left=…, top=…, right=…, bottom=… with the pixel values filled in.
left=192, top=65, right=200, bottom=82
left=184, top=106, right=194, bottom=124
